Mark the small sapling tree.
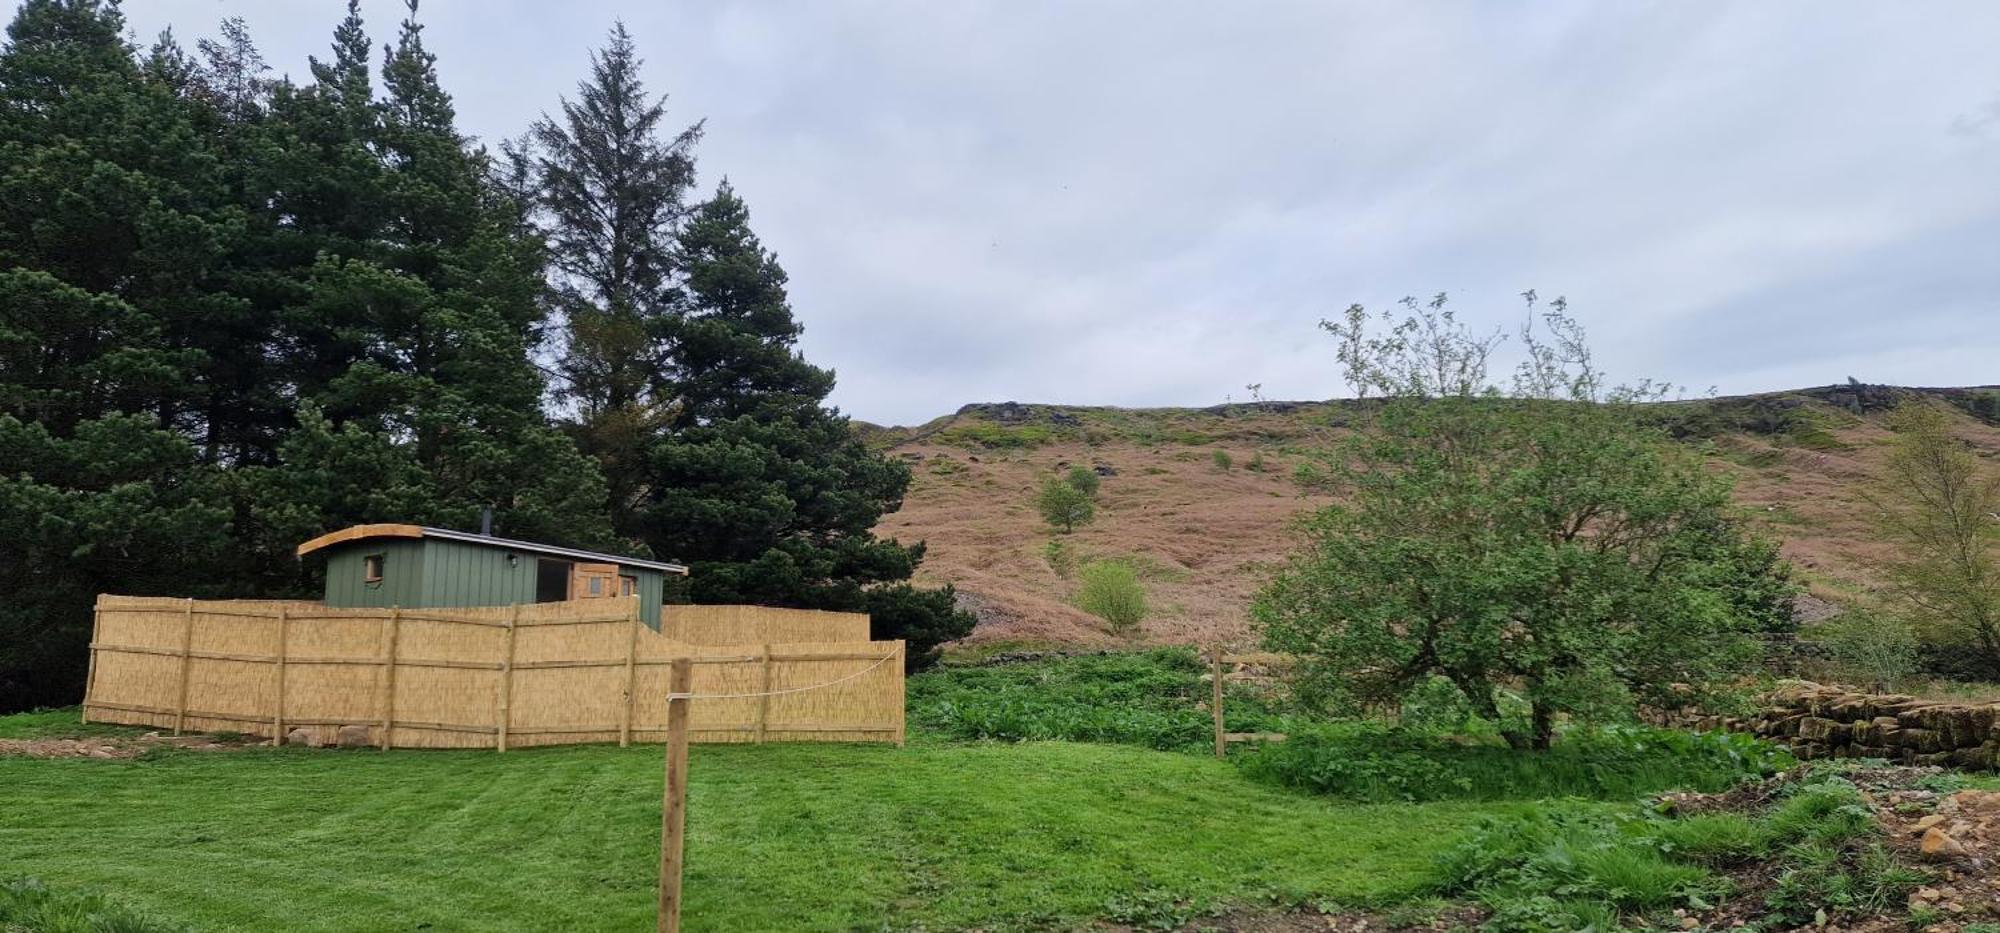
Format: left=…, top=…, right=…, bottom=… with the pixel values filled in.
left=1065, top=465, right=1101, bottom=498
left=1076, top=560, right=1147, bottom=634
left=1037, top=475, right=1095, bottom=533
left=1867, top=402, right=2000, bottom=678
left=1255, top=294, right=1794, bottom=749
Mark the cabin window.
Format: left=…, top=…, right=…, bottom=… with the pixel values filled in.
left=535, top=558, right=573, bottom=603
left=363, top=553, right=384, bottom=584
left=619, top=575, right=637, bottom=598
left=587, top=576, right=603, bottom=597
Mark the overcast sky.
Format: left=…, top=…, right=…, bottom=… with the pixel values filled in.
left=92, top=2, right=2000, bottom=424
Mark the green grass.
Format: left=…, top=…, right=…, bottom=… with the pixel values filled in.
left=909, top=648, right=1291, bottom=751
left=0, top=875, right=187, bottom=933
left=0, top=731, right=1548, bottom=932
left=0, top=707, right=145, bottom=740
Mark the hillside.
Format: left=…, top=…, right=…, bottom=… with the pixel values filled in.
left=869, top=385, right=2000, bottom=650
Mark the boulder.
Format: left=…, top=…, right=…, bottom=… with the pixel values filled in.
left=284, top=727, right=319, bottom=748
left=335, top=724, right=375, bottom=749
left=1919, top=827, right=1968, bottom=860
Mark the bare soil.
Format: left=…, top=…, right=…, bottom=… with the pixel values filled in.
left=0, top=732, right=257, bottom=759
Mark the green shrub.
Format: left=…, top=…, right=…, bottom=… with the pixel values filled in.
left=1075, top=560, right=1147, bottom=633
left=0, top=876, right=185, bottom=933
left=1036, top=476, right=1096, bottom=533
left=1211, top=449, right=1233, bottom=471
left=1065, top=465, right=1101, bottom=497
left=1804, top=610, right=1920, bottom=691
left=1246, top=450, right=1267, bottom=472
left=1237, top=724, right=1789, bottom=803
left=907, top=649, right=1288, bottom=752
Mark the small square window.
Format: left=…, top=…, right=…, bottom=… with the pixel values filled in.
left=588, top=576, right=603, bottom=596
left=363, top=554, right=384, bottom=584
left=619, top=575, right=637, bottom=598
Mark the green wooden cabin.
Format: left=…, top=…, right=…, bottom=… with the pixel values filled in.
left=297, top=524, right=689, bottom=629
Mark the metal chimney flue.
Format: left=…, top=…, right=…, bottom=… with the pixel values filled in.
left=479, top=506, right=494, bottom=536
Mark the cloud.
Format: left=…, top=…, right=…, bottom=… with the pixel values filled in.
left=107, top=0, right=2000, bottom=423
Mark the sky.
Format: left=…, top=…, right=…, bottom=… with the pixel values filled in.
left=90, top=1, right=2000, bottom=425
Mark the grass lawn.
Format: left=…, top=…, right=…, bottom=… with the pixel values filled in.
left=0, top=721, right=1547, bottom=932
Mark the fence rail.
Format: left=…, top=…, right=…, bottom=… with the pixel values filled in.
left=82, top=595, right=904, bottom=750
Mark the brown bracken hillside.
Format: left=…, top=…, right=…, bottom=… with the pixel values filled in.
left=866, top=385, right=2000, bottom=652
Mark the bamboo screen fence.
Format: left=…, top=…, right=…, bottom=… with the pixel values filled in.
left=82, top=595, right=904, bottom=749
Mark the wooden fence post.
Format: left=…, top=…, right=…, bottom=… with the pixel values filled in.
left=379, top=607, right=402, bottom=751
left=755, top=643, right=772, bottom=744
left=271, top=606, right=289, bottom=746
left=659, top=657, right=693, bottom=933
left=173, top=598, right=195, bottom=735
left=497, top=605, right=519, bottom=752
left=620, top=614, right=639, bottom=748
left=82, top=600, right=102, bottom=724
left=894, top=641, right=907, bottom=748
left=1211, top=646, right=1225, bottom=759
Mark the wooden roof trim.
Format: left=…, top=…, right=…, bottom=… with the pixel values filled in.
left=295, top=523, right=425, bottom=557
left=294, top=523, right=690, bottom=574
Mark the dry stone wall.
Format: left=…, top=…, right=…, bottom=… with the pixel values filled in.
left=1682, top=682, right=1999, bottom=771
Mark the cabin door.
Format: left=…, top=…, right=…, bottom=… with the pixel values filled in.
left=570, top=562, right=619, bottom=600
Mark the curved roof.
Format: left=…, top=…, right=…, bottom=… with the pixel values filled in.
left=296, top=524, right=689, bottom=574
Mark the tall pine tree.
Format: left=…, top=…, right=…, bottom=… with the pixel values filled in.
left=0, top=0, right=239, bottom=709
left=526, top=23, right=701, bottom=521
left=528, top=28, right=972, bottom=667
left=641, top=186, right=974, bottom=668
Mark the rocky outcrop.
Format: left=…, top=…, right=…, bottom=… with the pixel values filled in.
left=1681, top=682, right=2000, bottom=770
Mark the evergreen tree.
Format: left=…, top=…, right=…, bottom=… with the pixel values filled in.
left=0, top=0, right=239, bottom=709
left=635, top=186, right=974, bottom=667
left=526, top=22, right=701, bottom=519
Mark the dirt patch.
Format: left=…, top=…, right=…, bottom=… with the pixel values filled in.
left=1666, top=765, right=2000, bottom=932
left=0, top=732, right=257, bottom=759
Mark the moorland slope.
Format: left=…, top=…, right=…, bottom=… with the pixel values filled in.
left=868, top=385, right=2000, bottom=649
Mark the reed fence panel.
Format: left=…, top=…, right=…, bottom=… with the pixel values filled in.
left=83, top=595, right=903, bottom=749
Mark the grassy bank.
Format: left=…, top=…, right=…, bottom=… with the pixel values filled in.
left=0, top=733, right=1548, bottom=932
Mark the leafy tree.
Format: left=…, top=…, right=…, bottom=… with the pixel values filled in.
left=1076, top=560, right=1147, bottom=634
left=1256, top=294, right=1794, bottom=749
left=1037, top=475, right=1096, bottom=533
left=1065, top=465, right=1101, bottom=497
left=1867, top=402, right=2000, bottom=677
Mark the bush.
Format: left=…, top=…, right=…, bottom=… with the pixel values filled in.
left=1246, top=450, right=1266, bottom=472
left=1075, top=560, right=1147, bottom=633
left=1065, top=465, right=1101, bottom=497
left=1236, top=724, right=1790, bottom=803
left=907, top=649, right=1288, bottom=751
left=1036, top=476, right=1096, bottom=533
left=1211, top=449, right=1233, bottom=471
left=1804, top=610, right=1919, bottom=691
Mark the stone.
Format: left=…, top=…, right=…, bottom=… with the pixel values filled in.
left=335, top=724, right=374, bottom=749
left=1920, top=828, right=1968, bottom=860
left=1914, top=814, right=1948, bottom=832
left=1953, top=790, right=2000, bottom=814
left=284, top=727, right=317, bottom=748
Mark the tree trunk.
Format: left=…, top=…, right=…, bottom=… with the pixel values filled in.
left=1530, top=700, right=1555, bottom=750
